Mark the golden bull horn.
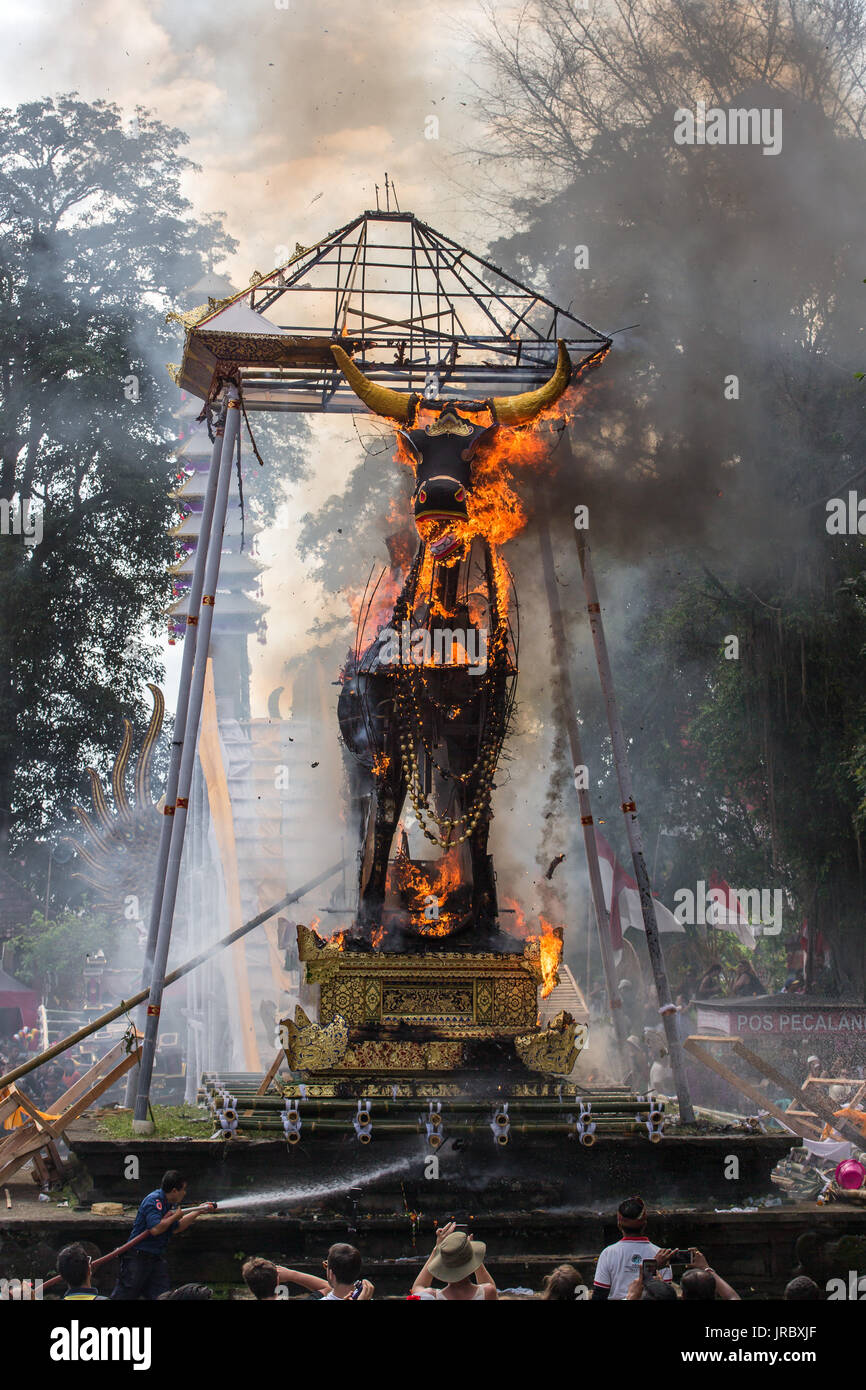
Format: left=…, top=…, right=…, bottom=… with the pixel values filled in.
left=330, top=344, right=419, bottom=423
left=490, top=340, right=572, bottom=425
left=330, top=339, right=573, bottom=425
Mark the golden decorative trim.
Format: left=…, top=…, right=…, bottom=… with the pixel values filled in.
left=296, top=923, right=544, bottom=982
left=424, top=415, right=475, bottom=437
left=514, top=1011, right=586, bottom=1077
left=282, top=1005, right=349, bottom=1071
left=165, top=297, right=235, bottom=332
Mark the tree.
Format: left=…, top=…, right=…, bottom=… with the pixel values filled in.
left=470, top=1, right=866, bottom=993
left=0, top=95, right=238, bottom=852
left=8, top=908, right=122, bottom=1004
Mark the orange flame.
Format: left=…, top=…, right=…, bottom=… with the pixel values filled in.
left=501, top=895, right=527, bottom=935
left=502, top=900, right=563, bottom=998
left=390, top=848, right=463, bottom=936
left=536, top=915, right=563, bottom=999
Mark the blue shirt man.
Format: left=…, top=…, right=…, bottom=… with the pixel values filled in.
left=130, top=1187, right=179, bottom=1256
left=111, top=1170, right=211, bottom=1301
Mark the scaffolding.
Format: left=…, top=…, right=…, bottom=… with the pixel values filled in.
left=171, top=210, right=612, bottom=411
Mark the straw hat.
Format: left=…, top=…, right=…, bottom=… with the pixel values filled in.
left=428, top=1231, right=486, bottom=1283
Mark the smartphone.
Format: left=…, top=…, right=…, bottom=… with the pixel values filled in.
left=641, top=1259, right=657, bottom=1280
left=349, top=1281, right=363, bottom=1300
left=671, top=1249, right=692, bottom=1264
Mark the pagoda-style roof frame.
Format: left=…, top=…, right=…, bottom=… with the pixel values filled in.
left=170, top=210, right=611, bottom=412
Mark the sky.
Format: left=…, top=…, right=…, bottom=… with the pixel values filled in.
left=1, top=0, right=517, bottom=274
left=1, top=0, right=536, bottom=708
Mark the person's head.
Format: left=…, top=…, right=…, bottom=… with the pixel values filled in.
left=157, top=1284, right=213, bottom=1300
left=540, top=1264, right=585, bottom=1301
left=242, top=1257, right=279, bottom=1301
left=681, top=1269, right=717, bottom=1301
left=325, top=1243, right=362, bottom=1290
left=616, top=1196, right=647, bottom=1235
left=160, top=1170, right=187, bottom=1202
left=57, top=1243, right=92, bottom=1289
left=642, top=1277, right=678, bottom=1301
left=785, top=1275, right=821, bottom=1301
left=807, top=1055, right=820, bottom=1072
left=427, top=1230, right=487, bottom=1286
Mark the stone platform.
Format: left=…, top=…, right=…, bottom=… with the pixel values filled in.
left=63, top=1116, right=790, bottom=1207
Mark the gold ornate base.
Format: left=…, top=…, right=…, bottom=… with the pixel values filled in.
left=281, top=924, right=586, bottom=1079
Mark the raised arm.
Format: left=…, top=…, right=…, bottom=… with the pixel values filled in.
left=275, top=1265, right=331, bottom=1297
left=690, top=1249, right=740, bottom=1301
left=411, top=1221, right=456, bottom=1295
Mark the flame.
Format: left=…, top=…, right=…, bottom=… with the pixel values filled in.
left=536, top=915, right=563, bottom=999
left=502, top=900, right=563, bottom=998
left=390, top=847, right=463, bottom=936
left=501, top=895, right=527, bottom=935
left=346, top=565, right=403, bottom=641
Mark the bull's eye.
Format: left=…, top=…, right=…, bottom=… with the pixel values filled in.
left=455, top=486, right=465, bottom=502
left=418, top=488, right=427, bottom=504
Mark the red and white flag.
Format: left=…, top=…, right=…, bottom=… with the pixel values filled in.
left=594, top=830, right=684, bottom=950
left=706, top=873, right=757, bottom=950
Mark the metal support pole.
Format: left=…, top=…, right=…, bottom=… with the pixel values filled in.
left=575, top=528, right=695, bottom=1123
left=133, top=385, right=241, bottom=1130
left=538, top=508, right=627, bottom=1067
left=124, top=405, right=227, bottom=1107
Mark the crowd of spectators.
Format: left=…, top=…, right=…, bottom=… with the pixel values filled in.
left=45, top=1192, right=827, bottom=1302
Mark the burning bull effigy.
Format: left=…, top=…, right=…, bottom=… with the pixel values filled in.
left=284, top=341, right=608, bottom=1083
left=333, top=340, right=574, bottom=943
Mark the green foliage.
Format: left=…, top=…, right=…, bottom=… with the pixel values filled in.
left=8, top=907, right=123, bottom=998
left=0, top=94, right=237, bottom=850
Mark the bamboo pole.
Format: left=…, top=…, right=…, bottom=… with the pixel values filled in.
left=214, top=1098, right=658, bottom=1114
left=134, top=388, right=242, bottom=1129
left=574, top=527, right=695, bottom=1123
left=538, top=503, right=627, bottom=1065
left=226, top=1118, right=646, bottom=1136
left=125, top=405, right=229, bottom=1110
left=0, top=861, right=345, bottom=1092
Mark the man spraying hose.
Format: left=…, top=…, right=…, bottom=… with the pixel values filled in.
left=111, top=1169, right=216, bottom=1301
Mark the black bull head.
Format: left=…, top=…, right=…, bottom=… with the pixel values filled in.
left=331, top=342, right=573, bottom=940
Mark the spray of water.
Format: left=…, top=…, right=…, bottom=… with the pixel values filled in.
left=215, top=1154, right=416, bottom=1211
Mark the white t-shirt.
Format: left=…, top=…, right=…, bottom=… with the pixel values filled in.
left=593, top=1236, right=672, bottom=1300
left=649, top=1060, right=674, bottom=1092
